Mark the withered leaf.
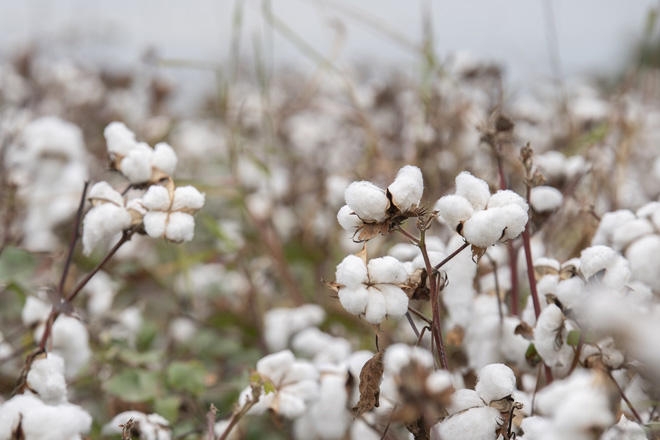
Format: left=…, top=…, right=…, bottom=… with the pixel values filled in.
left=471, top=245, right=487, bottom=263
left=514, top=322, right=534, bottom=340
left=352, top=351, right=384, bottom=417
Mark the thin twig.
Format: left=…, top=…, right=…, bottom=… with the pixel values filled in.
left=405, top=311, right=420, bottom=339
left=433, top=241, right=469, bottom=271
left=607, top=370, right=643, bottom=424
left=58, top=181, right=89, bottom=296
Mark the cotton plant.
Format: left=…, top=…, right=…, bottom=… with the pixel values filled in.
left=0, top=353, right=92, bottom=439
left=102, top=411, right=171, bottom=440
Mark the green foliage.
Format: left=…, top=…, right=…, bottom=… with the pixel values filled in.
left=567, top=330, right=581, bottom=347
left=166, top=361, right=207, bottom=397
left=104, top=369, right=160, bottom=402
left=0, top=246, right=36, bottom=291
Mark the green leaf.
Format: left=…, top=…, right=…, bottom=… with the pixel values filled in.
left=166, top=361, right=207, bottom=396
left=154, top=395, right=181, bottom=423
left=525, top=343, right=541, bottom=367
left=567, top=330, right=581, bottom=347
left=104, top=369, right=160, bottom=402
left=263, top=379, right=276, bottom=395
left=0, top=246, right=36, bottom=287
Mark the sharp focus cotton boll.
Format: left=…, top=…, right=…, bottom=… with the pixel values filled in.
left=344, top=181, right=389, bottom=222
left=364, top=287, right=387, bottom=323
left=499, top=204, right=529, bottom=240
left=431, top=406, right=501, bottom=440
left=530, top=185, right=563, bottom=212
left=142, top=185, right=171, bottom=210
left=143, top=211, right=168, bottom=239
left=338, top=286, right=369, bottom=315
left=82, top=203, right=132, bottom=255
left=579, top=245, right=619, bottom=280
left=475, top=363, right=516, bottom=404
left=488, top=189, right=529, bottom=213
left=367, top=256, right=407, bottom=284
left=626, top=235, right=660, bottom=291
left=337, top=204, right=362, bottom=231
left=172, top=186, right=205, bottom=211
left=455, top=171, right=491, bottom=209
left=88, top=181, right=125, bottom=206
left=377, top=284, right=409, bottom=317
left=435, top=194, right=474, bottom=230
left=165, top=211, right=196, bottom=242
left=462, top=209, right=506, bottom=247
left=120, top=143, right=153, bottom=183
left=336, top=255, right=368, bottom=288
left=387, top=165, right=423, bottom=212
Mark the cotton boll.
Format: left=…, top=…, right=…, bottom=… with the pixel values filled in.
left=152, top=142, right=177, bottom=175
left=293, top=372, right=350, bottom=439
left=88, top=181, right=125, bottom=206
left=344, top=181, right=389, bottom=222
left=143, top=211, right=168, bottom=239
left=22, top=295, right=51, bottom=326
left=387, top=165, right=424, bottom=212
left=435, top=194, right=474, bottom=230
left=488, top=189, right=529, bottom=213
left=292, top=328, right=351, bottom=365
left=591, top=210, right=635, bottom=245
left=579, top=245, right=619, bottom=280
left=82, top=271, right=118, bottom=316
left=500, top=317, right=532, bottom=366
left=82, top=203, right=132, bottom=255
left=377, top=284, right=409, bottom=317
left=601, top=415, right=647, bottom=440
left=142, top=186, right=171, bottom=210
left=104, top=121, right=137, bottom=156
left=165, top=212, right=195, bottom=242
left=338, top=286, right=369, bottom=315
left=388, top=242, right=420, bottom=261
left=533, top=304, right=573, bottom=373
left=367, top=256, right=407, bottom=284
left=336, top=255, right=368, bottom=288
left=337, top=204, right=362, bottom=231
left=257, top=350, right=295, bottom=385
left=384, top=344, right=434, bottom=374
left=263, top=305, right=325, bottom=351
left=26, top=353, right=67, bottom=404
left=530, top=185, right=563, bottom=212
left=364, top=287, right=387, bottom=324
left=553, top=387, right=615, bottom=438
left=520, top=416, right=553, bottom=439
left=46, top=316, right=91, bottom=377
left=120, top=143, right=153, bottom=183
left=611, top=219, right=653, bottom=251
left=475, top=363, right=516, bottom=404
left=168, top=317, right=197, bottom=343
left=462, top=209, right=506, bottom=247
left=499, top=204, right=529, bottom=240
left=554, top=276, right=586, bottom=310
left=431, top=406, right=501, bottom=440
left=103, top=411, right=171, bottom=440
left=455, top=171, right=491, bottom=209
left=426, top=370, right=453, bottom=394
left=625, top=235, right=660, bottom=291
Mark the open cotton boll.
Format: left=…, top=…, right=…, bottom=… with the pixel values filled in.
left=530, top=185, right=563, bottom=212
left=475, top=363, right=516, bottom=404
left=120, top=143, right=153, bottom=183
left=44, top=316, right=91, bottom=377
left=431, top=406, right=501, bottom=440
left=142, top=185, right=171, bottom=210
left=387, top=165, right=423, bottom=212
left=26, top=353, right=67, bottom=404
left=344, top=181, right=389, bottom=222
left=384, top=344, right=434, bottom=374
left=462, top=208, right=506, bottom=247
left=553, top=387, right=615, bottom=438
left=104, top=121, right=137, bottom=155
left=388, top=242, right=420, bottom=261
left=579, top=245, right=619, bottom=280
left=554, top=276, right=586, bottom=310
left=257, top=350, right=296, bottom=385
left=487, top=189, right=529, bottom=213
left=591, top=210, right=636, bottom=245
left=172, top=186, right=205, bottom=211
left=499, top=204, right=529, bottom=240
left=426, top=370, right=453, bottom=394
left=82, top=203, right=132, bottom=255
left=337, top=204, right=362, bottom=231
left=152, top=142, right=178, bottom=175
left=103, top=411, right=171, bottom=440
left=338, top=286, right=369, bottom=315
left=455, top=171, right=491, bottom=210
left=336, top=254, right=368, bottom=288
left=88, top=181, right=125, bottom=206
left=626, top=235, right=660, bottom=291
left=601, top=415, right=647, bottom=440
left=364, top=287, right=388, bottom=323
left=367, top=256, right=408, bottom=284
left=611, top=219, right=653, bottom=251
left=263, top=305, right=326, bottom=352
left=292, top=328, right=351, bottom=365
left=293, top=372, right=350, bottom=440
left=377, top=284, right=409, bottom=317
left=21, top=295, right=51, bottom=326
left=534, top=304, right=573, bottom=372
left=435, top=194, right=474, bottom=230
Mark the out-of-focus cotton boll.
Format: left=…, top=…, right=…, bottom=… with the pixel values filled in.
left=263, top=305, right=325, bottom=352
left=26, top=353, right=68, bottom=404
left=344, top=181, right=389, bottom=223
left=387, top=165, right=423, bottom=212
left=625, top=235, right=660, bottom=291
left=534, top=304, right=573, bottom=375
left=591, top=210, right=636, bottom=246
left=530, top=185, right=563, bottom=212
left=168, top=317, right=197, bottom=343
left=431, top=406, right=501, bottom=440
left=82, top=271, right=118, bottom=317
left=611, top=219, right=653, bottom=251
left=384, top=343, right=434, bottom=375
left=104, top=121, right=138, bottom=156
left=0, top=394, right=92, bottom=440
left=455, top=171, right=491, bottom=210
left=103, top=411, right=171, bottom=440
left=292, top=327, right=351, bottom=365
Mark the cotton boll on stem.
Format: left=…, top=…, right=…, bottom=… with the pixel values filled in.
left=338, top=286, right=369, bottom=315
left=364, top=287, right=387, bottom=324
left=455, top=171, right=491, bottom=210
left=462, top=209, right=506, bottom=247
left=337, top=204, right=362, bottom=232
left=530, top=185, right=563, bottom=212
left=367, top=255, right=407, bottom=284
left=335, top=254, right=368, bottom=288
left=435, top=194, right=474, bottom=230
left=475, top=363, right=516, bottom=404
left=344, top=181, right=389, bottom=222
left=387, top=165, right=424, bottom=212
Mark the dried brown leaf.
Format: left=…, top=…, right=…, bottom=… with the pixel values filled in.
left=352, top=351, right=384, bottom=417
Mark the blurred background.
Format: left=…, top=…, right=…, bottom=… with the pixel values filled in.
left=1, top=0, right=658, bottom=109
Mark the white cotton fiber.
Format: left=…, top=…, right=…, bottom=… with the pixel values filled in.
left=488, top=189, right=529, bottom=213
left=257, top=350, right=295, bottom=385
left=500, top=204, right=529, bottom=240
left=26, top=353, right=68, bottom=404
left=164, top=212, right=196, bottom=242
left=152, top=142, right=178, bottom=175
left=142, top=185, right=171, bottom=210
left=435, top=194, right=474, bottom=230
left=335, top=254, right=368, bottom=288
left=611, top=219, right=653, bottom=251
left=364, top=287, right=387, bottom=323
left=143, top=211, right=168, bottom=239
left=344, top=181, right=389, bottom=222
left=475, top=363, right=516, bottom=403
left=388, top=165, right=424, bottom=212
left=530, top=185, right=563, bottom=212
left=426, top=370, right=453, bottom=394
left=591, top=209, right=635, bottom=245
left=377, top=284, right=409, bottom=316
left=104, top=121, right=137, bottom=156
left=579, top=245, right=618, bottom=280
left=337, top=204, right=362, bottom=231
left=462, top=209, right=504, bottom=247
left=455, top=171, right=490, bottom=209
left=88, top=181, right=124, bottom=206
left=367, top=256, right=407, bottom=284
left=172, top=186, right=205, bottom=210
left=431, top=406, right=501, bottom=440
left=120, top=143, right=153, bottom=183
left=338, top=286, right=369, bottom=315
left=626, top=235, right=660, bottom=291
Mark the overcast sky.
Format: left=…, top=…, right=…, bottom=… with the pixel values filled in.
left=1, top=0, right=657, bottom=102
